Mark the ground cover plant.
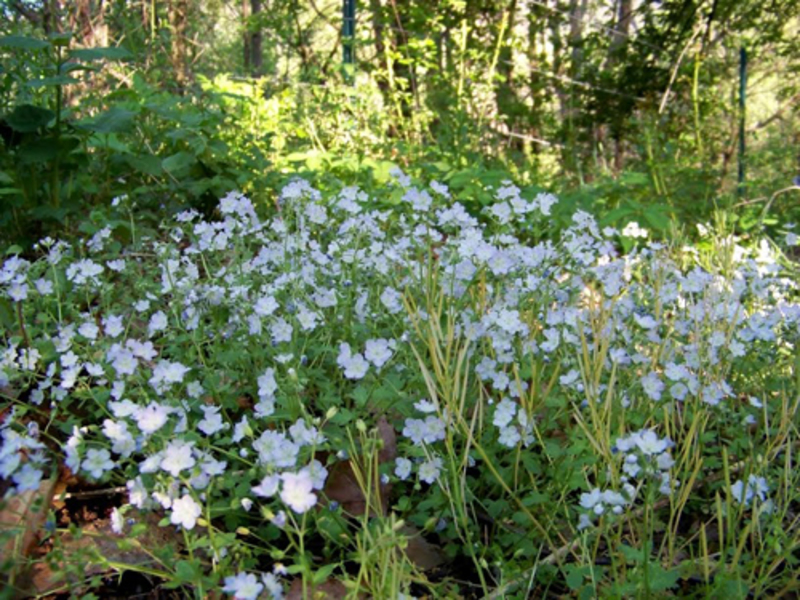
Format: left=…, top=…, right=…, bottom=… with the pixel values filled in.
left=1, top=172, right=799, bottom=598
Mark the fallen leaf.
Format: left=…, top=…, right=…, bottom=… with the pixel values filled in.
left=286, top=577, right=348, bottom=599
left=400, top=525, right=447, bottom=571
left=0, top=477, right=57, bottom=581
left=22, top=511, right=177, bottom=595
left=323, top=417, right=397, bottom=517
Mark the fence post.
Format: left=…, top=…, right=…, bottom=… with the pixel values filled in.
left=343, top=0, right=356, bottom=84
left=738, top=46, right=747, bottom=198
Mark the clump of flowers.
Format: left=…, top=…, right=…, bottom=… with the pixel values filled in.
left=0, top=171, right=798, bottom=597
left=730, top=474, right=771, bottom=511
left=0, top=414, right=48, bottom=495
left=615, top=429, right=677, bottom=495
left=577, top=487, right=633, bottom=530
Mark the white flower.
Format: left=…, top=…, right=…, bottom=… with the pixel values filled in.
left=78, top=321, right=99, bottom=340
left=109, top=347, right=137, bottom=376
left=622, top=221, right=648, bottom=238
left=136, top=403, right=170, bottom=434
left=198, top=406, right=225, bottom=436
left=33, top=278, right=52, bottom=296
left=127, top=477, right=150, bottom=509
left=498, top=426, right=521, bottom=448
left=364, top=338, right=395, bottom=368
left=254, top=295, right=279, bottom=317
left=160, top=441, right=196, bottom=476
left=223, top=572, right=264, bottom=600
left=395, top=457, right=412, bottom=480
left=493, top=398, right=517, bottom=428
left=258, top=368, right=278, bottom=397
left=299, top=460, right=328, bottom=490
left=110, top=507, right=125, bottom=534
left=337, top=343, right=369, bottom=380
left=380, top=287, right=404, bottom=314
left=641, top=372, right=664, bottom=401
left=82, top=448, right=115, bottom=479
left=252, top=474, right=280, bottom=497
left=170, top=494, right=202, bottom=530
left=418, top=457, right=443, bottom=484
left=149, top=360, right=189, bottom=392
left=280, top=471, right=317, bottom=514
left=148, top=311, right=168, bottom=336
left=730, top=475, right=770, bottom=507
left=414, top=399, right=436, bottom=413
left=12, top=463, right=43, bottom=492
left=261, top=572, right=284, bottom=599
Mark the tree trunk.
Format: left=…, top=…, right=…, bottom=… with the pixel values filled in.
left=243, top=0, right=251, bottom=73
left=610, top=0, right=633, bottom=173
left=250, top=0, right=264, bottom=77
left=370, top=0, right=390, bottom=96
left=169, top=0, right=190, bottom=90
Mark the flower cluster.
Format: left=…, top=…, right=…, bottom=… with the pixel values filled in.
left=615, top=429, right=677, bottom=495
left=0, top=170, right=797, bottom=596
left=730, top=474, right=771, bottom=510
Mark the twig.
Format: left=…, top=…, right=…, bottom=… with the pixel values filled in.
left=59, top=487, right=127, bottom=500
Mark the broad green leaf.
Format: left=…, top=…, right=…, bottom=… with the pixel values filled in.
left=26, top=76, right=80, bottom=88
left=127, top=154, right=163, bottom=176
left=565, top=565, right=589, bottom=590
left=311, top=563, right=339, bottom=585
left=174, top=560, right=201, bottom=583
left=61, top=63, right=98, bottom=75
left=79, top=107, right=136, bottom=134
left=48, top=32, right=72, bottom=47
left=0, top=35, right=50, bottom=50
left=162, top=151, right=196, bottom=173
left=69, top=46, right=133, bottom=61
left=643, top=207, right=671, bottom=231
left=18, top=136, right=79, bottom=164
left=647, top=563, right=680, bottom=592
left=5, top=104, right=54, bottom=132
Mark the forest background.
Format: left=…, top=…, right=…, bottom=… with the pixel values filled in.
left=0, top=0, right=798, bottom=246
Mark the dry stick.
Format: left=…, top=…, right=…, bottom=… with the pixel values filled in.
left=658, top=27, right=702, bottom=115
left=486, top=439, right=800, bottom=599
left=59, top=486, right=127, bottom=500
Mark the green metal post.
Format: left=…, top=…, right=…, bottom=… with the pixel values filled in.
left=738, top=46, right=747, bottom=197
left=343, top=0, right=356, bottom=83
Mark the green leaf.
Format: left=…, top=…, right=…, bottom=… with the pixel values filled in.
left=713, top=575, right=750, bottom=599
left=619, top=544, right=643, bottom=564
left=647, top=563, right=680, bottom=592
left=127, top=154, right=163, bottom=176
left=312, top=563, right=339, bottom=585
left=26, top=76, right=80, bottom=88
left=48, top=32, right=73, bottom=47
left=69, top=46, right=133, bottom=61
left=61, top=63, right=99, bottom=75
left=564, top=565, right=588, bottom=591
left=5, top=104, right=55, bottom=132
left=0, top=35, right=50, bottom=50
left=80, top=107, right=136, bottom=134
left=18, top=136, right=80, bottom=164
left=174, top=560, right=201, bottom=583
left=162, top=151, right=196, bottom=173
left=643, top=207, right=671, bottom=231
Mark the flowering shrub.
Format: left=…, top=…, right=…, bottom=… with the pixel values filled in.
left=1, top=172, right=799, bottom=597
